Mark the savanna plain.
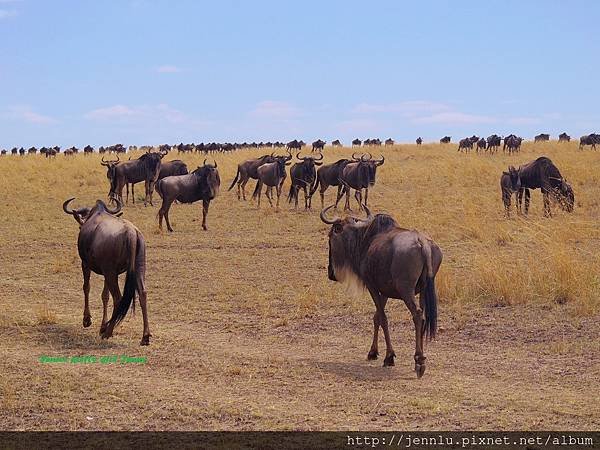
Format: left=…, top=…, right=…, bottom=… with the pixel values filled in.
left=0, top=141, right=598, bottom=430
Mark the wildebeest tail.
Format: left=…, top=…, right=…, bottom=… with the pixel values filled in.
left=228, top=168, right=240, bottom=191
left=420, top=238, right=438, bottom=340
left=105, top=234, right=138, bottom=329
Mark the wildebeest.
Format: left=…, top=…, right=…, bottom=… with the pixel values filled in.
left=500, top=166, right=522, bottom=217
left=579, top=133, right=600, bottom=150
left=534, top=133, right=550, bottom=142
left=253, top=153, right=292, bottom=208
left=476, top=138, right=487, bottom=152
left=457, top=136, right=478, bottom=152
left=384, top=138, right=394, bottom=146
left=416, top=137, right=422, bottom=146
left=106, top=151, right=165, bottom=206
left=312, top=139, right=326, bottom=152
left=128, top=159, right=189, bottom=204
left=286, top=140, right=302, bottom=151
left=503, top=134, right=523, bottom=153
left=351, top=139, right=362, bottom=147
left=155, top=160, right=220, bottom=232
left=83, top=145, right=94, bottom=155
left=338, top=153, right=384, bottom=210
left=558, top=132, right=571, bottom=142
left=486, top=134, right=502, bottom=153
left=228, top=154, right=275, bottom=200
left=310, top=158, right=351, bottom=209
left=440, top=136, right=451, bottom=144
left=331, top=139, right=342, bottom=147
left=287, top=152, right=323, bottom=209
left=63, top=198, right=150, bottom=345
left=516, top=156, right=574, bottom=217
left=320, top=205, right=442, bottom=377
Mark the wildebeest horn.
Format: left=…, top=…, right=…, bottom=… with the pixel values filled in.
left=314, top=152, right=324, bottom=161
left=320, top=205, right=341, bottom=225
left=101, top=156, right=108, bottom=166
left=375, top=155, right=385, bottom=166
left=296, top=152, right=305, bottom=160
left=104, top=198, right=122, bottom=215
left=63, top=197, right=76, bottom=215
left=351, top=152, right=361, bottom=161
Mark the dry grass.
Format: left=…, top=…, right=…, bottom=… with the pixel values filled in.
left=0, top=141, right=598, bottom=430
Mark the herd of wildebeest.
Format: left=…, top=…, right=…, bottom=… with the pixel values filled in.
left=6, top=132, right=589, bottom=378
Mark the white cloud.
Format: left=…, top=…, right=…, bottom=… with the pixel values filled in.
left=85, top=104, right=135, bottom=120
left=6, top=106, right=57, bottom=124
left=156, top=65, right=182, bottom=73
left=84, top=104, right=211, bottom=129
left=249, top=100, right=301, bottom=119
left=412, top=111, right=496, bottom=125
left=0, top=9, right=17, bottom=19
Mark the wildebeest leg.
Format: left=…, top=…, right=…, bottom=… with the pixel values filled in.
left=367, top=296, right=388, bottom=360
left=276, top=184, right=282, bottom=208
left=265, top=186, right=274, bottom=207
left=367, top=287, right=395, bottom=366
left=136, top=257, right=150, bottom=346
left=524, top=189, right=531, bottom=215
left=404, top=292, right=426, bottom=378
left=99, top=280, right=110, bottom=334
left=131, top=183, right=135, bottom=204
left=201, top=199, right=209, bottom=231
left=344, top=187, right=351, bottom=211
left=503, top=190, right=511, bottom=217
left=303, top=185, right=309, bottom=209
left=354, top=189, right=362, bottom=211
left=82, top=264, right=92, bottom=328
left=240, top=177, right=249, bottom=201
left=126, top=184, right=129, bottom=204
left=364, top=188, right=369, bottom=208
left=102, top=272, right=122, bottom=339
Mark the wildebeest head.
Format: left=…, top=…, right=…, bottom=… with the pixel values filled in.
left=296, top=151, right=323, bottom=169
left=551, top=178, right=574, bottom=212
left=320, top=204, right=396, bottom=282
left=63, top=198, right=122, bottom=226
left=503, top=165, right=521, bottom=192
left=192, top=159, right=221, bottom=200
left=101, top=155, right=121, bottom=181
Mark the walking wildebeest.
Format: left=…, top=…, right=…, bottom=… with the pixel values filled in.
left=288, top=152, right=323, bottom=209
left=503, top=134, right=523, bottom=153
left=331, top=139, right=342, bottom=147
left=310, top=158, right=351, bottom=209
left=457, top=137, right=474, bottom=152
left=155, top=160, right=220, bottom=232
left=320, top=205, right=442, bottom=377
left=534, top=133, right=550, bottom=142
left=558, top=132, right=571, bottom=142
left=351, top=139, right=362, bottom=147
left=476, top=138, right=487, bottom=152
left=440, top=136, right=451, bottom=144
left=500, top=166, right=522, bottom=217
left=286, top=140, right=302, bottom=152
left=312, top=139, right=326, bottom=152
left=253, top=153, right=292, bottom=208
left=338, top=153, right=384, bottom=210
left=516, top=156, right=574, bottom=217
left=228, top=154, right=275, bottom=200
left=416, top=137, right=422, bottom=146
left=63, top=198, right=150, bottom=345
left=384, top=138, right=394, bottom=146
left=107, top=151, right=165, bottom=206
left=486, top=134, right=502, bottom=153
left=579, top=133, right=600, bottom=150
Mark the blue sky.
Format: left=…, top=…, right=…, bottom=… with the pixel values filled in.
left=0, top=0, right=598, bottom=147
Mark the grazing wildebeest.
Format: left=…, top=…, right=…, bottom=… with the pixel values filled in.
left=500, top=166, right=522, bottom=217
left=457, top=137, right=474, bottom=152
left=558, top=132, right=571, bottom=142
left=312, top=139, right=326, bottom=152
left=503, top=134, right=523, bottom=153
left=288, top=152, right=323, bottom=209
left=310, top=158, right=351, bottom=209
left=83, top=145, right=94, bottom=155
left=534, top=133, right=550, bottom=142
left=28, top=147, right=37, bottom=155
left=331, top=139, right=342, bottom=147
left=63, top=198, right=150, bottom=345
left=476, top=138, right=487, bottom=152
left=253, top=153, right=292, bottom=208
left=286, top=139, right=302, bottom=152
left=416, top=137, right=422, bottom=146
left=155, top=160, right=220, bottom=232
left=351, top=138, right=362, bottom=147
left=320, top=205, right=442, bottom=377
left=486, top=134, right=502, bottom=153
left=440, top=136, right=451, bottom=144
left=107, top=151, right=165, bottom=206
left=228, top=154, right=275, bottom=200
left=516, top=156, right=574, bottom=217
left=338, top=153, right=384, bottom=210
left=384, top=138, right=394, bottom=146
left=579, top=133, right=600, bottom=150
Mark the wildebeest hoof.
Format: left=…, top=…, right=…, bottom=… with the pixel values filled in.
left=415, top=364, right=426, bottom=378
left=101, top=329, right=113, bottom=340
left=140, top=334, right=151, bottom=346
left=367, top=349, right=378, bottom=360
left=202, top=226, right=207, bottom=231
left=83, top=316, right=92, bottom=328
left=383, top=354, right=396, bottom=367
left=99, top=323, right=107, bottom=334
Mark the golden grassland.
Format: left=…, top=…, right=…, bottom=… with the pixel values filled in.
left=0, top=141, right=598, bottom=430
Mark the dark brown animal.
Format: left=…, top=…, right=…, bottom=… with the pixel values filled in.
left=312, top=139, right=326, bottom=152
left=228, top=154, right=275, bottom=200
left=253, top=154, right=292, bottom=208
left=440, top=136, right=451, bottom=144
left=287, top=152, right=323, bottom=209
left=331, top=139, right=342, bottom=147
left=416, top=137, right=422, bottom=146
left=107, top=151, right=165, bottom=206
left=310, top=158, right=351, bottom=209
left=351, top=139, right=362, bottom=147
left=558, top=133, right=570, bottom=142
left=500, top=166, right=522, bottom=217
left=516, top=156, right=574, bottom=217
left=155, top=160, right=220, bottom=232
left=320, top=205, right=442, bottom=378
left=338, top=154, right=384, bottom=210
left=63, top=198, right=150, bottom=345
left=534, top=133, right=550, bottom=142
